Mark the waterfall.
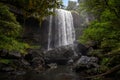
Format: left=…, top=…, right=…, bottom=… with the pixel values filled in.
left=47, top=15, right=53, bottom=50
left=47, top=9, right=75, bottom=50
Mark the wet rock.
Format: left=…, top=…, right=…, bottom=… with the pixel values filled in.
left=24, top=49, right=45, bottom=70
left=9, top=51, right=22, bottom=58
left=7, top=59, right=31, bottom=71
left=73, top=56, right=99, bottom=72
left=72, top=11, right=87, bottom=41
left=0, top=50, right=21, bottom=59
left=25, top=49, right=43, bottom=61
left=21, top=59, right=30, bottom=66
left=0, top=50, right=8, bottom=57
left=1, top=67, right=14, bottom=72
left=43, top=42, right=90, bottom=65
left=67, top=59, right=74, bottom=65
left=10, top=71, right=26, bottom=75
left=73, top=41, right=88, bottom=56
left=31, top=57, right=44, bottom=68
left=47, top=63, right=57, bottom=69
left=44, top=45, right=77, bottom=65
left=45, top=57, right=68, bottom=65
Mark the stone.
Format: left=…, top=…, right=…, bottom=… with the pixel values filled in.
left=73, top=56, right=99, bottom=72
left=10, top=71, right=26, bottom=75
left=73, top=41, right=88, bottom=56
left=0, top=50, right=22, bottom=59
left=9, top=51, right=22, bottom=58
left=24, top=49, right=45, bottom=70
left=43, top=45, right=77, bottom=65
left=47, top=63, right=57, bottom=69
left=1, top=67, right=14, bottom=72
left=0, top=49, right=8, bottom=57
left=21, top=59, right=30, bottom=66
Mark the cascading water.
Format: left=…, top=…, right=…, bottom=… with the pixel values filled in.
left=47, top=15, right=53, bottom=50
left=47, top=9, right=75, bottom=50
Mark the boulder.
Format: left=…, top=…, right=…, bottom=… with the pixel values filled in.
left=0, top=50, right=21, bottom=59
left=73, top=56, right=99, bottom=72
left=24, top=49, right=45, bottom=69
left=1, top=67, right=14, bottom=72
left=73, top=41, right=88, bottom=56
left=43, top=45, right=78, bottom=65
left=9, top=51, right=22, bottom=58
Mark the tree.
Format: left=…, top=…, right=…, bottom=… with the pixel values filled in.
left=80, top=0, right=120, bottom=51
left=0, top=0, right=61, bottom=22
left=67, top=1, right=78, bottom=10
left=79, top=0, right=120, bottom=77
left=0, top=4, right=29, bottom=53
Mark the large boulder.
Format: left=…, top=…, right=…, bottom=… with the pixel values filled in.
left=24, top=49, right=45, bottom=69
left=43, top=45, right=77, bottom=65
left=73, top=41, right=88, bottom=56
left=43, top=41, right=90, bottom=65
left=72, top=56, right=99, bottom=72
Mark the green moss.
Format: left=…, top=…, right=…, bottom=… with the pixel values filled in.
left=0, top=58, right=11, bottom=64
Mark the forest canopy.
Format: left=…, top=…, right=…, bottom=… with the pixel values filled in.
left=0, top=0, right=61, bottom=20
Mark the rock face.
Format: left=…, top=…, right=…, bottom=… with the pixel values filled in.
left=22, top=17, right=41, bottom=46
left=72, top=11, right=86, bottom=40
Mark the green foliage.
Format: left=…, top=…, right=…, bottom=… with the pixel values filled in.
left=67, top=1, right=78, bottom=11
left=0, top=4, right=30, bottom=54
left=79, top=0, right=120, bottom=76
left=80, top=0, right=120, bottom=51
left=0, top=37, right=30, bottom=54
left=0, top=58, right=11, bottom=64
left=0, top=0, right=62, bottom=54
left=0, top=4, right=21, bottom=37
left=0, top=0, right=62, bottom=22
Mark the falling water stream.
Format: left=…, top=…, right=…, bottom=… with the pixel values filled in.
left=47, top=15, right=53, bottom=50
left=47, top=9, right=75, bottom=50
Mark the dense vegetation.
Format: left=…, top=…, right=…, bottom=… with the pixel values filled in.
left=0, top=0, right=60, bottom=54
left=0, top=4, right=30, bottom=54
left=78, top=0, right=120, bottom=78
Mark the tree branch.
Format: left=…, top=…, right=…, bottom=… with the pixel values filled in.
left=85, top=64, right=120, bottom=79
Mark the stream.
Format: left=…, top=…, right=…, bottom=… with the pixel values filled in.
left=0, top=65, right=87, bottom=80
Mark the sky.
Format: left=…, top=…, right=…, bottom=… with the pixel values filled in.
left=62, top=0, right=78, bottom=6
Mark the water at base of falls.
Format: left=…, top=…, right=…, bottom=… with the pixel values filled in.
left=47, top=9, right=75, bottom=50
left=0, top=66, right=83, bottom=80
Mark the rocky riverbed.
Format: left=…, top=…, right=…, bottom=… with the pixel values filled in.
left=0, top=42, right=115, bottom=80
